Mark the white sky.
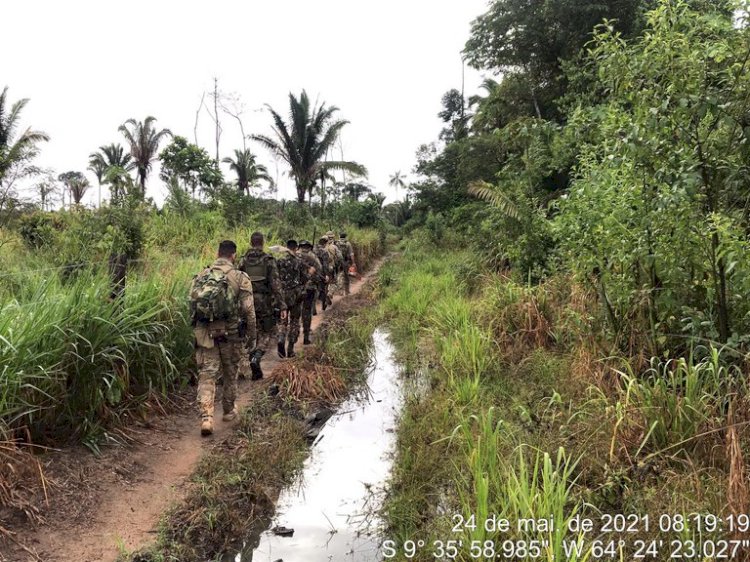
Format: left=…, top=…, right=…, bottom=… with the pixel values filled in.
left=5, top=0, right=489, bottom=207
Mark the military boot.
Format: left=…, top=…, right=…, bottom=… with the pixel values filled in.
left=286, top=341, right=296, bottom=358
left=277, top=340, right=286, bottom=358
left=303, top=333, right=312, bottom=345
left=250, top=350, right=264, bottom=380
left=201, top=416, right=214, bottom=436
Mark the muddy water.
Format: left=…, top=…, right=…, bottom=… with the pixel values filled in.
left=237, top=329, right=402, bottom=562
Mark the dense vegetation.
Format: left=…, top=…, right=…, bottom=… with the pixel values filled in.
left=375, top=0, right=750, bottom=559
left=0, top=86, right=388, bottom=447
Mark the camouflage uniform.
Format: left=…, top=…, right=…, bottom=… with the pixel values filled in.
left=298, top=244, right=323, bottom=344
left=276, top=248, right=306, bottom=355
left=335, top=236, right=355, bottom=295
left=325, top=234, right=344, bottom=298
left=192, top=258, right=256, bottom=430
left=314, top=239, right=332, bottom=311
left=238, top=248, right=286, bottom=378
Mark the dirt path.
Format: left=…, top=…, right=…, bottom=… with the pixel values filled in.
left=7, top=262, right=384, bottom=562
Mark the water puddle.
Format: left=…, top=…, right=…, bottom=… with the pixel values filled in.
left=235, top=328, right=402, bottom=562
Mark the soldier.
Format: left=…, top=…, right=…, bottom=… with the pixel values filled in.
left=190, top=240, right=256, bottom=436
left=325, top=231, right=344, bottom=297
left=298, top=240, right=323, bottom=345
left=335, top=231, right=356, bottom=295
left=238, top=231, right=287, bottom=380
left=314, top=236, right=333, bottom=311
left=275, top=239, right=306, bottom=358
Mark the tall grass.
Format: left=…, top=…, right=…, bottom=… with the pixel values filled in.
left=0, top=264, right=192, bottom=442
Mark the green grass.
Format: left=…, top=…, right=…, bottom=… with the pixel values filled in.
left=379, top=244, right=741, bottom=561
left=0, top=209, right=384, bottom=444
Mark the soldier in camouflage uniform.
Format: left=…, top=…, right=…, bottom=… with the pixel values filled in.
left=238, top=231, right=287, bottom=380
left=314, top=236, right=333, bottom=311
left=298, top=240, right=323, bottom=345
left=335, top=231, right=356, bottom=295
left=190, top=240, right=256, bottom=436
left=325, top=231, right=344, bottom=298
left=275, top=239, right=306, bottom=358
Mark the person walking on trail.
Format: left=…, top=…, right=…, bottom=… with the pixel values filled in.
left=325, top=231, right=343, bottom=299
left=190, top=240, right=256, bottom=436
left=314, top=236, right=333, bottom=312
left=298, top=239, right=323, bottom=345
left=274, top=239, right=306, bottom=358
left=335, top=231, right=356, bottom=295
left=238, top=231, right=287, bottom=380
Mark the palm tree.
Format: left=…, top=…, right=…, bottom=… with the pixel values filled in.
left=252, top=90, right=367, bottom=203
left=222, top=148, right=274, bottom=195
left=388, top=170, right=407, bottom=194
left=118, top=117, right=171, bottom=196
left=89, top=143, right=135, bottom=203
left=58, top=171, right=90, bottom=207
left=87, top=157, right=106, bottom=207
left=0, top=86, right=49, bottom=188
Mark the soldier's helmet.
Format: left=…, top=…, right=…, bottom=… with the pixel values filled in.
left=325, top=230, right=335, bottom=238
left=299, top=240, right=313, bottom=248
left=340, top=232, right=347, bottom=238
left=319, top=236, right=329, bottom=245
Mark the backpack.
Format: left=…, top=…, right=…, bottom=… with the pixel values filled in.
left=241, top=251, right=271, bottom=293
left=335, top=240, right=352, bottom=263
left=277, top=254, right=303, bottom=291
left=190, top=267, right=237, bottom=323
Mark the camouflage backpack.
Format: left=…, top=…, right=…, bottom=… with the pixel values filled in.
left=314, top=246, right=330, bottom=276
left=240, top=251, right=271, bottom=294
left=335, top=239, right=352, bottom=264
left=277, top=253, right=303, bottom=291
left=190, top=267, right=238, bottom=323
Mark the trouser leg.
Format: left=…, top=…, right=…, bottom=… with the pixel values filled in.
left=218, top=338, right=241, bottom=414
left=196, top=346, right=220, bottom=421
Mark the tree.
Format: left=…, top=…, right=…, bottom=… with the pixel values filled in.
left=89, top=143, right=135, bottom=205
left=0, top=87, right=49, bottom=220
left=438, top=89, right=469, bottom=142
left=159, top=136, right=222, bottom=198
left=58, top=171, right=90, bottom=207
left=222, top=148, right=274, bottom=195
left=463, top=0, right=647, bottom=120
left=35, top=173, right=58, bottom=211
left=118, top=116, right=172, bottom=196
left=389, top=170, right=407, bottom=194
left=252, top=90, right=367, bottom=203
left=341, top=182, right=373, bottom=201
left=556, top=1, right=749, bottom=345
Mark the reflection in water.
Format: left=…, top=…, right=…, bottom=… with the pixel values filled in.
left=239, top=329, right=402, bottom=562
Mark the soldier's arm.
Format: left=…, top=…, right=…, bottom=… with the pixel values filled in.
left=237, top=272, right=257, bottom=348
left=268, top=258, right=287, bottom=312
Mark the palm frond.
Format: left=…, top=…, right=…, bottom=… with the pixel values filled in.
left=468, top=180, right=520, bottom=220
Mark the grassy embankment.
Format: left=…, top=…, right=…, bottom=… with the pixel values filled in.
left=378, top=239, right=745, bottom=561
left=123, top=274, right=382, bottom=562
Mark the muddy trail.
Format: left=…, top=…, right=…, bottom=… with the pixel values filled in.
left=1, top=260, right=385, bottom=562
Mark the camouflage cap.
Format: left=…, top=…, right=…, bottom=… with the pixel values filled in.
left=325, top=230, right=335, bottom=238
left=340, top=232, right=347, bottom=238
left=319, top=236, right=329, bottom=244
left=299, top=239, right=313, bottom=248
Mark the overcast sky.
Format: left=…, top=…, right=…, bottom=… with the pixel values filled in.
left=5, top=0, right=489, bottom=206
